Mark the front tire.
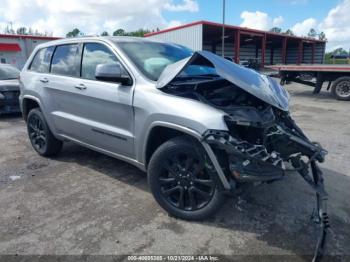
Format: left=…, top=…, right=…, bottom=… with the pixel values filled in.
left=148, top=137, right=226, bottom=220
left=27, top=108, right=63, bottom=156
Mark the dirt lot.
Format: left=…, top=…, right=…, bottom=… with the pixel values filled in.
left=0, top=82, right=350, bottom=261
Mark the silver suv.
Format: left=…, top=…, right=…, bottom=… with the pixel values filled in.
left=19, top=37, right=328, bottom=224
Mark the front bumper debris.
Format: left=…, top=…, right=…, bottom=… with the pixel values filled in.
left=203, top=130, right=284, bottom=182
left=202, top=127, right=329, bottom=262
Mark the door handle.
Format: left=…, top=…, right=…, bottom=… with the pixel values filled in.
left=39, top=77, right=49, bottom=83
left=74, top=84, right=87, bottom=90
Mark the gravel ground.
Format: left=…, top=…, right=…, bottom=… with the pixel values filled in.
left=0, top=82, right=349, bottom=261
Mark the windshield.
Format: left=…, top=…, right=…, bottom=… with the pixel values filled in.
left=0, top=65, right=20, bottom=80
left=116, top=41, right=215, bottom=81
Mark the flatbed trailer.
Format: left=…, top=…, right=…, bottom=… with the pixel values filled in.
left=265, top=64, right=350, bottom=101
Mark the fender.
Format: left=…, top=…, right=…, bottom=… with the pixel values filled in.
left=142, top=121, right=231, bottom=190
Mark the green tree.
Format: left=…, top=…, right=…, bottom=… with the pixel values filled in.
left=307, top=28, right=317, bottom=38
left=112, top=28, right=150, bottom=37
left=113, top=29, right=126, bottom=36
left=284, top=29, right=294, bottom=36
left=16, top=27, right=27, bottom=35
left=318, top=31, right=327, bottom=41
left=128, top=29, right=151, bottom=37
left=101, top=31, right=109, bottom=36
left=66, top=28, right=83, bottom=37
left=269, top=27, right=282, bottom=33
left=332, top=48, right=348, bottom=56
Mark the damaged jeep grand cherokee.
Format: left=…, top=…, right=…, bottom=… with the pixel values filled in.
left=20, top=38, right=329, bottom=259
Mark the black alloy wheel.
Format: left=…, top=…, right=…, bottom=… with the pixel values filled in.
left=28, top=113, right=47, bottom=153
left=159, top=152, right=215, bottom=211
left=148, top=137, right=226, bottom=220
left=27, top=108, right=63, bottom=156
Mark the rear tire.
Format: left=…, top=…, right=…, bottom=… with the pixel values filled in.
left=148, top=136, right=226, bottom=220
left=27, top=108, right=63, bottom=156
left=331, top=77, right=350, bottom=101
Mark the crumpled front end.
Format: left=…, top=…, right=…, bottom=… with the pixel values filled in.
left=202, top=109, right=330, bottom=261
left=203, top=109, right=327, bottom=184
left=159, top=50, right=330, bottom=260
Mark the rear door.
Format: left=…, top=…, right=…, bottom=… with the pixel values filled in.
left=44, top=43, right=84, bottom=139
left=22, top=45, right=56, bottom=120
left=48, top=41, right=135, bottom=157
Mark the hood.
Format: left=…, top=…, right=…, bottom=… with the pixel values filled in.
left=0, top=79, right=20, bottom=92
left=157, top=51, right=290, bottom=111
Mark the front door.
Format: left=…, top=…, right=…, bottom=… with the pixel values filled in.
left=48, top=42, right=134, bottom=158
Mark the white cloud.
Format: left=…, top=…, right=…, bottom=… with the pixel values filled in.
left=166, top=20, right=183, bottom=29
left=284, top=0, right=350, bottom=51
left=0, top=0, right=198, bottom=36
left=319, top=0, right=350, bottom=50
left=164, top=0, right=198, bottom=12
left=291, top=18, right=317, bottom=36
left=273, top=16, right=284, bottom=27
left=240, top=11, right=284, bottom=31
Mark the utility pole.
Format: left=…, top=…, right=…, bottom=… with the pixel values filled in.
left=222, top=0, right=226, bottom=57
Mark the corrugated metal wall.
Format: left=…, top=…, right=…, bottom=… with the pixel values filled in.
left=203, top=42, right=263, bottom=63
left=146, top=24, right=203, bottom=51
left=286, top=46, right=298, bottom=64
left=271, top=48, right=283, bottom=64
left=286, top=43, right=325, bottom=64
left=314, top=43, right=325, bottom=63
left=203, top=42, right=235, bottom=58
left=203, top=41, right=325, bottom=65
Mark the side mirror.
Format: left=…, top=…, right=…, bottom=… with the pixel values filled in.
left=95, top=63, right=131, bottom=85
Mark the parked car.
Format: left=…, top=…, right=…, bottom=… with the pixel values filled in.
left=0, top=64, right=20, bottom=115
left=19, top=37, right=328, bottom=225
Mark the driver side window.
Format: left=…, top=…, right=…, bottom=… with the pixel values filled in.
left=81, top=43, right=120, bottom=80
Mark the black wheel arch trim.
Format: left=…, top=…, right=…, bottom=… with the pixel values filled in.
left=143, top=122, right=231, bottom=191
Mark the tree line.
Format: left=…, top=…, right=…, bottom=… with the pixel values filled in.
left=66, top=28, right=159, bottom=38
left=269, top=27, right=326, bottom=41
left=1, top=25, right=52, bottom=36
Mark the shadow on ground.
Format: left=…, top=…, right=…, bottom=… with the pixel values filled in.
left=54, top=143, right=350, bottom=258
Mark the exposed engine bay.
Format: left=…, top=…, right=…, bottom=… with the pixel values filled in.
left=163, top=77, right=326, bottom=180
left=160, top=61, right=329, bottom=261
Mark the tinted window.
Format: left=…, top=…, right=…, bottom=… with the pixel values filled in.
left=29, top=46, right=54, bottom=73
left=116, top=41, right=192, bottom=81
left=81, top=43, right=119, bottom=80
left=51, top=44, right=79, bottom=77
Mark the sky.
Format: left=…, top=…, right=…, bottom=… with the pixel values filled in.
left=0, top=0, right=349, bottom=51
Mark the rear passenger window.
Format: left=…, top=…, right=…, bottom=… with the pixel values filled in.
left=51, top=44, right=79, bottom=77
left=29, top=46, right=54, bottom=73
left=81, top=43, right=119, bottom=80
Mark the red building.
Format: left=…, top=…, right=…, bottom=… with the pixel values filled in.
left=0, top=34, right=60, bottom=69
left=145, top=20, right=326, bottom=65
